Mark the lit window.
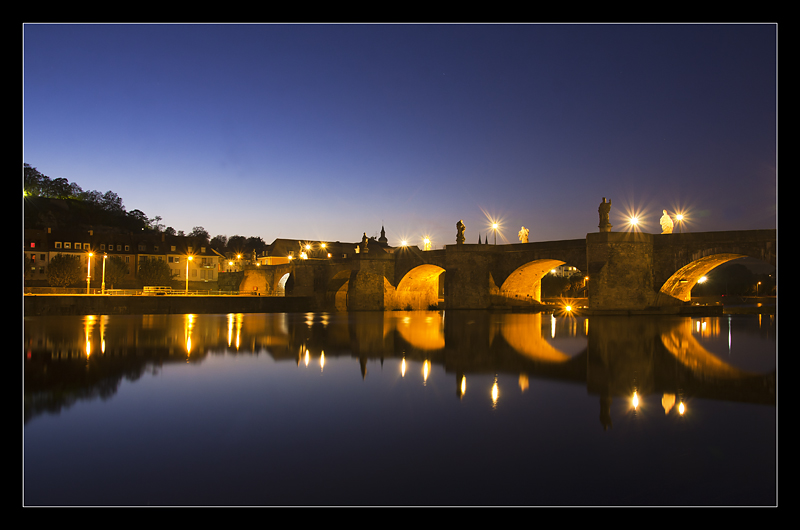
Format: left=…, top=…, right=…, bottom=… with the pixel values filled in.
left=125, top=245, right=130, bottom=251
left=64, top=243, right=71, bottom=249
left=55, top=242, right=62, bottom=249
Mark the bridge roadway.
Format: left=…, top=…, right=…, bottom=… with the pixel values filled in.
left=254, top=229, right=775, bottom=312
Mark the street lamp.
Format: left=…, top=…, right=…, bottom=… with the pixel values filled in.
left=101, top=253, right=107, bottom=294
left=87, top=252, right=93, bottom=294
left=492, top=223, right=498, bottom=245
left=186, top=255, right=193, bottom=293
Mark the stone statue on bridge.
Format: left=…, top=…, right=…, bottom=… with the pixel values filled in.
left=361, top=232, right=369, bottom=254
left=518, top=226, right=529, bottom=243
left=456, top=220, right=465, bottom=245
left=598, top=197, right=612, bottom=232
left=660, top=210, right=674, bottom=234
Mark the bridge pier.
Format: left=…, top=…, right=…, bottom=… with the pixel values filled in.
left=587, top=232, right=658, bottom=311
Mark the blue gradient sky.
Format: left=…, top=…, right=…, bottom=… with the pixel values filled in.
left=23, top=23, right=777, bottom=247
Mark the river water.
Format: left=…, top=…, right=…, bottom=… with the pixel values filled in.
left=23, top=310, right=776, bottom=506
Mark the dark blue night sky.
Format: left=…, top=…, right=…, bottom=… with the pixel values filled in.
left=23, top=23, right=777, bottom=247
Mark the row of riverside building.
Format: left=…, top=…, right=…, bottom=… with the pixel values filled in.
left=24, top=227, right=224, bottom=288
left=24, top=226, right=395, bottom=289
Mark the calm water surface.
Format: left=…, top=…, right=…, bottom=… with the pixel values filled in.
left=23, top=311, right=776, bottom=506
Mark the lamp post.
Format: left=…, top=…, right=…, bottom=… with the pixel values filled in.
left=101, top=254, right=107, bottom=294
left=87, top=253, right=93, bottom=294
left=186, top=255, right=193, bottom=293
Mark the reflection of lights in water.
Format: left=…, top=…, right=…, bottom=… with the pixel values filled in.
left=632, top=390, right=639, bottom=410
left=519, top=374, right=529, bottom=392
left=550, top=314, right=556, bottom=338
left=422, top=360, right=430, bottom=383
left=728, top=315, right=732, bottom=355
left=84, top=315, right=96, bottom=358
left=401, top=358, right=406, bottom=377
left=304, top=350, right=310, bottom=366
left=185, top=314, right=195, bottom=357
left=460, top=376, right=466, bottom=395
left=679, top=402, right=686, bottom=415
left=662, top=393, right=675, bottom=414
left=320, top=351, right=325, bottom=372
left=491, top=377, right=499, bottom=406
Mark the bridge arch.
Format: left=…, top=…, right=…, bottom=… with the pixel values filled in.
left=657, top=253, right=748, bottom=304
left=277, top=272, right=291, bottom=295
left=497, top=259, right=566, bottom=305
left=326, top=270, right=351, bottom=311
left=395, top=264, right=445, bottom=310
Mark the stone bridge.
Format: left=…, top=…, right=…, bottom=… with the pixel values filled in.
left=256, top=228, right=775, bottom=312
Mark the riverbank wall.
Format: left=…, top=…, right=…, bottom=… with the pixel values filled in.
left=23, top=294, right=313, bottom=316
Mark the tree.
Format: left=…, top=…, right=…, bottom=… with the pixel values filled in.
left=127, top=209, right=149, bottom=228
left=103, top=255, right=129, bottom=289
left=100, top=191, right=125, bottom=214
left=210, top=235, right=228, bottom=251
left=227, top=235, right=247, bottom=254
left=137, top=258, right=175, bottom=286
left=47, top=254, right=83, bottom=288
left=245, top=236, right=267, bottom=255
left=148, top=215, right=165, bottom=232
left=48, top=177, right=73, bottom=199
left=188, top=226, right=210, bottom=242
left=164, top=226, right=176, bottom=236
left=24, top=163, right=47, bottom=197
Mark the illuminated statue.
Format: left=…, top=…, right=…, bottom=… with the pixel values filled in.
left=660, top=210, right=674, bottom=234
left=456, top=220, right=465, bottom=245
left=361, top=232, right=369, bottom=254
left=598, top=197, right=612, bottom=232
left=518, top=226, right=529, bottom=243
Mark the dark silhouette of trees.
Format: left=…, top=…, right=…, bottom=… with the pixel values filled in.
left=103, top=256, right=130, bottom=289
left=47, top=254, right=83, bottom=287
left=137, top=258, right=175, bottom=286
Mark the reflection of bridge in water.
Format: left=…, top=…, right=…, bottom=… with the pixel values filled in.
left=24, top=311, right=775, bottom=424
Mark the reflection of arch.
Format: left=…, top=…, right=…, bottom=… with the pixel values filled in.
left=390, top=312, right=445, bottom=350
left=499, top=259, right=565, bottom=303
left=495, top=313, right=572, bottom=362
left=658, top=253, right=745, bottom=303
left=396, top=264, right=445, bottom=310
left=660, top=318, right=760, bottom=379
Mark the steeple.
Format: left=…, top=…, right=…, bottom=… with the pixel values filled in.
left=378, top=225, right=387, bottom=244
